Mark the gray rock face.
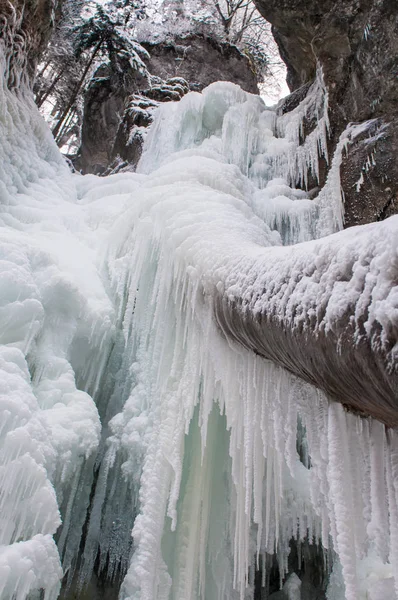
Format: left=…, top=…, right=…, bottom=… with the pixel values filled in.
left=142, top=35, right=259, bottom=94
left=73, top=61, right=151, bottom=175
left=75, top=64, right=133, bottom=175
left=254, top=0, right=398, bottom=227
left=215, top=290, right=398, bottom=427
left=340, top=118, right=398, bottom=226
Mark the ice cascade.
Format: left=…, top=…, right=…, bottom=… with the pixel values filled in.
left=0, top=67, right=397, bottom=600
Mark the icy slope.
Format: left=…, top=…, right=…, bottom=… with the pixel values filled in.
left=0, top=66, right=397, bottom=600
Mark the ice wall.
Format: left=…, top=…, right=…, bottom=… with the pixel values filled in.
left=0, top=57, right=397, bottom=600
left=0, top=47, right=114, bottom=598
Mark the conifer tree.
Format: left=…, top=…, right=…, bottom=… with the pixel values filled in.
left=36, top=1, right=149, bottom=148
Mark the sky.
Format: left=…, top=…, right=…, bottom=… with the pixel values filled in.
left=261, top=74, right=290, bottom=107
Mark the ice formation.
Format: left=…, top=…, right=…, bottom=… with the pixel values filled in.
left=0, top=53, right=397, bottom=600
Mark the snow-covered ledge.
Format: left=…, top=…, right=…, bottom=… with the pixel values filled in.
left=215, top=217, right=398, bottom=426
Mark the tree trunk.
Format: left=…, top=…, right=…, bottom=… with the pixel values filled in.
left=55, top=108, right=76, bottom=146
left=52, top=41, right=102, bottom=139
left=36, top=58, right=52, bottom=80
left=36, top=67, right=66, bottom=108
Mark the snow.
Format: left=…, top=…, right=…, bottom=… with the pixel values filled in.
left=0, top=55, right=397, bottom=600
left=0, top=535, right=62, bottom=600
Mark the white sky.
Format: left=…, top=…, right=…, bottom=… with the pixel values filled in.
left=261, top=77, right=290, bottom=107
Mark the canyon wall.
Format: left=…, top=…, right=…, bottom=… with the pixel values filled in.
left=255, top=0, right=398, bottom=227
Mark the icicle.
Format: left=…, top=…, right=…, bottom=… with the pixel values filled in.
left=276, top=67, right=330, bottom=190
left=387, top=432, right=398, bottom=598
left=367, top=421, right=389, bottom=561
left=327, top=404, right=358, bottom=600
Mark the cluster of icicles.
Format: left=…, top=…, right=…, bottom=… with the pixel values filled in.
left=0, top=54, right=397, bottom=600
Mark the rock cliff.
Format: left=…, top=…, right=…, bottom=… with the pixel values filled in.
left=254, top=0, right=398, bottom=227
left=141, top=35, right=259, bottom=94
left=76, top=35, right=259, bottom=174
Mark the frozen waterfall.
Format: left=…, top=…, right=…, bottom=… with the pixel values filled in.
left=0, top=60, right=398, bottom=600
